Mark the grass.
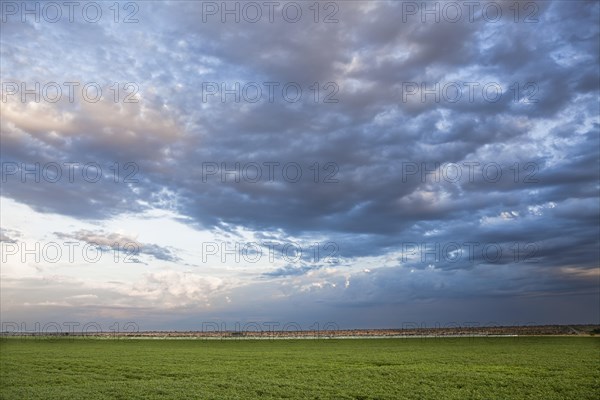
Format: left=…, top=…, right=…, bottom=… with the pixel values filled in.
left=1, top=337, right=598, bottom=399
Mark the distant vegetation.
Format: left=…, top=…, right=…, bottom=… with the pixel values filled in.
left=3, top=324, right=599, bottom=338
left=1, top=337, right=599, bottom=399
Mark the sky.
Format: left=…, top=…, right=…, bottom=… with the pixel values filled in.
left=0, top=0, right=599, bottom=332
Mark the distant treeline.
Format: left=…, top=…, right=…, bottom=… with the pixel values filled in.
left=2, top=324, right=599, bottom=338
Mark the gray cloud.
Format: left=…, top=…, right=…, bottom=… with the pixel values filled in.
left=0, top=228, right=20, bottom=243
left=54, top=230, right=181, bottom=263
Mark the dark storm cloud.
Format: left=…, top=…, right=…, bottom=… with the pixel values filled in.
left=3, top=1, right=597, bottom=236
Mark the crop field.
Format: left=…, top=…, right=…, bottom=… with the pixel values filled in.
left=1, top=337, right=598, bottom=399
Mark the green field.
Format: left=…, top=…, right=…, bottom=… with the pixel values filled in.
left=1, top=337, right=598, bottom=399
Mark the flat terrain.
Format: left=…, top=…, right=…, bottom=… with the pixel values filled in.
left=1, top=337, right=598, bottom=399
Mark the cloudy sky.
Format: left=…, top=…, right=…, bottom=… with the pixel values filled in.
left=1, top=0, right=598, bottom=331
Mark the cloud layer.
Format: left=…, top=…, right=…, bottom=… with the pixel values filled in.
left=1, top=0, right=598, bottom=329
